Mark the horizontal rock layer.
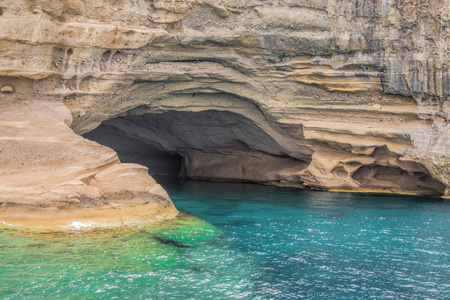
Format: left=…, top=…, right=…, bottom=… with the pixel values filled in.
left=0, top=0, right=449, bottom=215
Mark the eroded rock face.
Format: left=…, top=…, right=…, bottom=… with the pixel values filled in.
left=0, top=0, right=449, bottom=200
left=0, top=101, right=177, bottom=227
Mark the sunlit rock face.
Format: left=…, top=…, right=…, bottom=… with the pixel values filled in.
left=0, top=0, right=449, bottom=207
left=0, top=102, right=178, bottom=227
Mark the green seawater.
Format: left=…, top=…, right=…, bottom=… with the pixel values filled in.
left=1, top=178, right=450, bottom=299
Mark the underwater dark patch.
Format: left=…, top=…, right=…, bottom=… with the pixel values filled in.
left=154, top=236, right=192, bottom=248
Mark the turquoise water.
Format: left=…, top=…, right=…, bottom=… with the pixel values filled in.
left=1, top=179, right=450, bottom=299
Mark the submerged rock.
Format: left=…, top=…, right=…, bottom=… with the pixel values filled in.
left=154, top=237, right=192, bottom=248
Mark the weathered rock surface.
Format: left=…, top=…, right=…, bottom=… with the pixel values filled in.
left=0, top=101, right=177, bottom=227
left=0, top=0, right=449, bottom=207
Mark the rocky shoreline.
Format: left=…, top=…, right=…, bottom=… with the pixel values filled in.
left=0, top=101, right=178, bottom=228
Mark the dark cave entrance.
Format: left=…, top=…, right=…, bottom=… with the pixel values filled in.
left=82, top=110, right=447, bottom=197
left=82, top=110, right=310, bottom=184
left=83, top=122, right=184, bottom=177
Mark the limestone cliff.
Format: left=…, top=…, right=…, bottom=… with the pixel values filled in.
left=0, top=0, right=449, bottom=223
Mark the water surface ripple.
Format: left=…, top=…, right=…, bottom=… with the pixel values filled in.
left=1, top=179, right=449, bottom=299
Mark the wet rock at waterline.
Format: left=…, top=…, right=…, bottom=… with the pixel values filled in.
left=0, top=0, right=449, bottom=226
left=0, top=102, right=178, bottom=228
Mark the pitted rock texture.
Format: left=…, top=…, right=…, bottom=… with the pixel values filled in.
left=0, top=0, right=449, bottom=201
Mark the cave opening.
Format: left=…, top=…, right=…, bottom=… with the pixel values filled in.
left=83, top=110, right=310, bottom=185
left=351, top=164, right=446, bottom=196
left=81, top=108, right=448, bottom=196
left=83, top=122, right=184, bottom=177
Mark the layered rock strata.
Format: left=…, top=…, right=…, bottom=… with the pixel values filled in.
left=0, top=0, right=449, bottom=219
left=0, top=101, right=177, bottom=227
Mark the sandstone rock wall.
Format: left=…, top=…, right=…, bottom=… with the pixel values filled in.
left=0, top=101, right=178, bottom=227
left=0, top=0, right=449, bottom=202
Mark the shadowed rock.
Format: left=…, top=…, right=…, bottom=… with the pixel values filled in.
left=154, top=237, right=192, bottom=248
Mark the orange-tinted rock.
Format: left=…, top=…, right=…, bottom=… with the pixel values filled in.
left=1, top=86, right=13, bottom=93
